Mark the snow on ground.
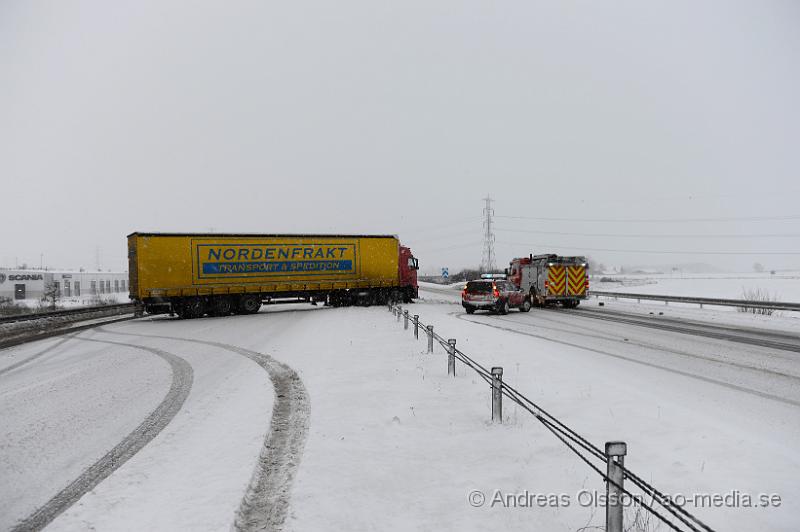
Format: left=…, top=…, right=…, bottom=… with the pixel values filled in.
left=48, top=330, right=274, bottom=532
left=421, top=277, right=800, bottom=332
left=0, top=328, right=273, bottom=531
left=8, top=292, right=130, bottom=311
left=0, top=337, right=171, bottom=529
left=592, top=271, right=800, bottom=302
left=2, top=293, right=798, bottom=531
left=590, top=272, right=800, bottom=329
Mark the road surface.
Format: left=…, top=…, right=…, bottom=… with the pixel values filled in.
left=0, top=291, right=797, bottom=531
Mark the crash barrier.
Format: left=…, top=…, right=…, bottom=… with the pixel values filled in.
left=588, top=290, right=800, bottom=312
left=389, top=303, right=718, bottom=532
left=0, top=303, right=134, bottom=324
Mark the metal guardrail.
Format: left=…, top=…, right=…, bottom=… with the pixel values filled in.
left=389, top=303, right=717, bottom=532
left=0, top=303, right=135, bottom=325
left=588, top=290, right=800, bottom=312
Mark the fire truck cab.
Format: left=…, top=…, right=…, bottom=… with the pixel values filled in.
left=507, top=254, right=589, bottom=308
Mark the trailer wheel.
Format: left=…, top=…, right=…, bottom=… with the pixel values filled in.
left=210, top=297, right=233, bottom=316
left=239, top=295, right=262, bottom=314
left=388, top=290, right=401, bottom=304
left=182, top=297, right=205, bottom=319
left=375, top=291, right=389, bottom=306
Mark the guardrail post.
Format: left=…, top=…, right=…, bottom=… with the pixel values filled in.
left=605, top=441, right=627, bottom=532
left=403, top=310, right=409, bottom=329
left=447, top=339, right=456, bottom=376
left=413, top=315, right=419, bottom=339
left=397, top=307, right=402, bottom=322
left=491, top=367, right=503, bottom=423
left=426, top=325, right=434, bottom=353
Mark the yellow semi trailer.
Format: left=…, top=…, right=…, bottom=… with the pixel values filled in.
left=128, top=233, right=419, bottom=318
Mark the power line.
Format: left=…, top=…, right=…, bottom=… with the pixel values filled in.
left=563, top=190, right=800, bottom=206
left=414, top=241, right=483, bottom=252
left=494, top=227, right=800, bottom=239
left=410, top=229, right=480, bottom=244
left=495, top=241, right=800, bottom=255
left=496, top=214, right=800, bottom=223
left=406, top=216, right=483, bottom=234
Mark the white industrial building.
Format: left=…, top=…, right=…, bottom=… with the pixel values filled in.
left=0, top=269, right=129, bottom=302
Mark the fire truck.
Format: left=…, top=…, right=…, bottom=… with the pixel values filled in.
left=506, top=254, right=589, bottom=308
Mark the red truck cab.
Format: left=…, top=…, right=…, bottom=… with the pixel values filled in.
left=399, top=245, right=419, bottom=301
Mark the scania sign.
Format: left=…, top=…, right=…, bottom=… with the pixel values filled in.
left=5, top=274, right=44, bottom=282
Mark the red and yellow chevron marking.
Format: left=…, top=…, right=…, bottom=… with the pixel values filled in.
left=547, top=266, right=565, bottom=295
left=567, top=266, right=586, bottom=296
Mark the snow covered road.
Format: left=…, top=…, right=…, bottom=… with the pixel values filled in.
left=1, top=291, right=798, bottom=531
left=0, top=323, right=282, bottom=531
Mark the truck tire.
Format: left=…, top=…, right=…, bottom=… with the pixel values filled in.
left=239, top=295, right=262, bottom=314
left=182, top=297, right=205, bottom=319
left=520, top=299, right=532, bottom=312
left=403, top=287, right=414, bottom=303
left=210, top=297, right=233, bottom=316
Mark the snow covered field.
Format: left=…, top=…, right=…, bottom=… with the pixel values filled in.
left=1, top=290, right=798, bottom=531
left=592, top=271, right=800, bottom=302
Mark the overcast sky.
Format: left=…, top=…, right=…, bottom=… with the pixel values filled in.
left=1, top=1, right=798, bottom=274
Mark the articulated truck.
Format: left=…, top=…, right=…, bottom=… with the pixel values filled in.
left=128, top=233, right=419, bottom=318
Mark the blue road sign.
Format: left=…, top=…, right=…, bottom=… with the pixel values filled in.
left=441, top=267, right=449, bottom=279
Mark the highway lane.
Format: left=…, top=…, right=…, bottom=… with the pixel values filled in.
left=420, top=285, right=800, bottom=406
left=11, top=335, right=193, bottom=532
left=3, top=290, right=799, bottom=531
left=414, top=290, right=800, bottom=531
left=557, top=305, right=800, bottom=353
left=0, top=324, right=278, bottom=531
left=0, top=336, right=175, bottom=530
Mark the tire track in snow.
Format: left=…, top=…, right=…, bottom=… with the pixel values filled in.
left=454, top=312, right=800, bottom=408
left=95, top=326, right=310, bottom=532
left=0, top=336, right=73, bottom=377
left=490, top=311, right=800, bottom=379
left=10, top=336, right=193, bottom=532
left=559, top=307, right=800, bottom=353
